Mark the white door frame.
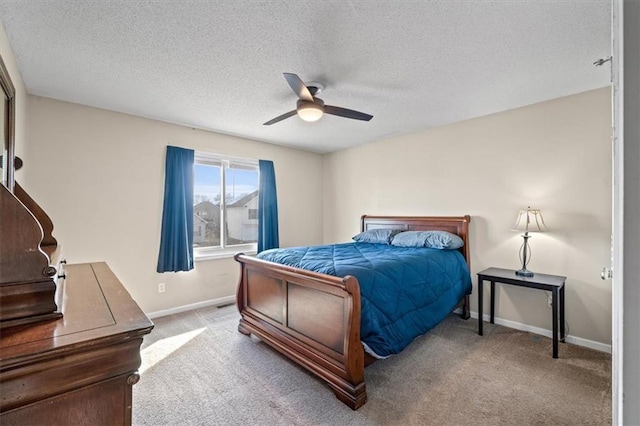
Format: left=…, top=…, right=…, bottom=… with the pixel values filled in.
left=611, top=0, right=624, bottom=424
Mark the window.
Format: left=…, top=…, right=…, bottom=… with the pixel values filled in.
left=193, top=152, right=259, bottom=259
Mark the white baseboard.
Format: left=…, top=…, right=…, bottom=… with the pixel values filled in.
left=146, top=295, right=236, bottom=320
left=468, top=310, right=611, bottom=354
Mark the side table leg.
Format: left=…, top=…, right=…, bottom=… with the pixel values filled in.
left=560, top=284, right=565, bottom=342
left=478, top=277, right=483, bottom=336
left=490, top=281, right=495, bottom=324
left=552, top=288, right=559, bottom=358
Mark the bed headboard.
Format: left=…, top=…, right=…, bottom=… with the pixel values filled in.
left=360, top=215, right=471, bottom=267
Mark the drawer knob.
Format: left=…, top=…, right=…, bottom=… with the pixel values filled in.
left=127, top=373, right=141, bottom=386
left=43, top=266, right=57, bottom=277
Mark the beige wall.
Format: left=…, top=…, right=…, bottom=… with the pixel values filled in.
left=323, top=87, right=612, bottom=345
left=23, top=96, right=324, bottom=313
left=0, top=21, right=27, bottom=164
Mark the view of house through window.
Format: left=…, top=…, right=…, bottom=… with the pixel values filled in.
left=193, top=153, right=259, bottom=251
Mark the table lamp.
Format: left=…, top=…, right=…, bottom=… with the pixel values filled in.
left=512, top=206, right=546, bottom=277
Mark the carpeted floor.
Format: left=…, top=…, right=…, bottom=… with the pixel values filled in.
left=133, top=305, right=611, bottom=426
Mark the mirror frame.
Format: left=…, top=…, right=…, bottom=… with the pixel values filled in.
left=0, top=53, right=16, bottom=192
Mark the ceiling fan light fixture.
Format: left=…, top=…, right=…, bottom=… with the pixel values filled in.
left=263, top=73, right=372, bottom=125
left=297, top=101, right=324, bottom=122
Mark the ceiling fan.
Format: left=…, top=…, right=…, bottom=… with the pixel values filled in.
left=263, top=73, right=373, bottom=125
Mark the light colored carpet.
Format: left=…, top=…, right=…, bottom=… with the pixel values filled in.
left=133, top=305, right=611, bottom=426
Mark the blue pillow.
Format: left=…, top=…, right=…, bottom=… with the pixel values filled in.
left=390, top=230, right=464, bottom=250
left=352, top=228, right=402, bottom=245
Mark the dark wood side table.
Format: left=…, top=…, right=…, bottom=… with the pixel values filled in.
left=477, top=267, right=566, bottom=358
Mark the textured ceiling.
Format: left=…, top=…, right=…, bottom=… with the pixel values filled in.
left=0, top=1, right=611, bottom=153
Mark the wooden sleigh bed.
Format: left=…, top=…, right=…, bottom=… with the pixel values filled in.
left=234, top=215, right=471, bottom=410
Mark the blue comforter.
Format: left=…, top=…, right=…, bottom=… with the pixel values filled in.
left=257, top=242, right=472, bottom=357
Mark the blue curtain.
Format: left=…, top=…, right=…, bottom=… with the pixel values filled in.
left=157, top=146, right=195, bottom=272
left=258, top=159, right=279, bottom=252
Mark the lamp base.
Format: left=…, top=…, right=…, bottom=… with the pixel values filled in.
left=515, top=269, right=534, bottom=277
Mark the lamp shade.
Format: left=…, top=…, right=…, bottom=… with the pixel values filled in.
left=512, top=207, right=547, bottom=233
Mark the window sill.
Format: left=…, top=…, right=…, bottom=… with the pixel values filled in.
left=194, top=246, right=257, bottom=262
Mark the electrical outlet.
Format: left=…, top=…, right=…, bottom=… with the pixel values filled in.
left=158, top=283, right=165, bottom=293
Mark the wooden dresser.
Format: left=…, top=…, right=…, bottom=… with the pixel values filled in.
left=0, top=262, right=153, bottom=425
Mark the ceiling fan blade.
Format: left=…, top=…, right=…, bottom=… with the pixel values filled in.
left=283, top=73, right=313, bottom=101
left=263, top=110, right=297, bottom=125
left=324, top=105, right=373, bottom=121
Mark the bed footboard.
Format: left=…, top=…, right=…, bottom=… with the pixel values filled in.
left=235, top=253, right=366, bottom=410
